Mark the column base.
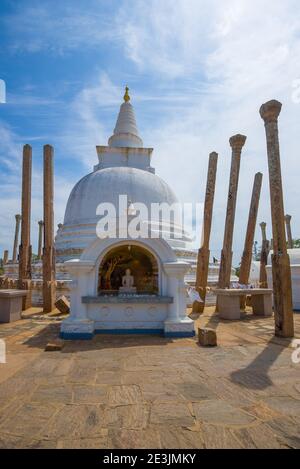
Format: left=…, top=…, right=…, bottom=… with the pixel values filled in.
left=271, top=253, right=294, bottom=337
left=60, top=318, right=95, bottom=340
left=218, top=295, right=241, bottom=320
left=252, top=294, right=273, bottom=317
left=164, top=319, right=195, bottom=338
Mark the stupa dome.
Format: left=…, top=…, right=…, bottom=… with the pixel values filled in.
left=64, top=166, right=178, bottom=226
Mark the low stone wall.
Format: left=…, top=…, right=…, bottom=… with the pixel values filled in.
left=1, top=262, right=71, bottom=307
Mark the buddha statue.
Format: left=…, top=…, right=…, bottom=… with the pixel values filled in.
left=119, top=268, right=137, bottom=293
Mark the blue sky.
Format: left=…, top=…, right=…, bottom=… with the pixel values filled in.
left=1, top=0, right=300, bottom=264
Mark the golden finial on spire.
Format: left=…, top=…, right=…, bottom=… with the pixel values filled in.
left=123, top=86, right=130, bottom=103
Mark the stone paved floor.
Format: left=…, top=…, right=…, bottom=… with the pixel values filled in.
left=0, top=308, right=299, bottom=449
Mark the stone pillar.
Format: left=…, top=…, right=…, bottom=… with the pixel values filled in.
left=12, top=214, right=21, bottom=263
left=239, top=173, right=263, bottom=285
left=260, top=100, right=294, bottom=338
left=284, top=214, right=293, bottom=249
left=18, top=144, right=32, bottom=309
left=42, top=145, right=56, bottom=313
left=239, top=172, right=263, bottom=308
left=192, top=152, right=218, bottom=317
left=259, top=222, right=270, bottom=289
left=3, top=250, right=9, bottom=265
left=37, top=220, right=44, bottom=260
left=260, top=222, right=267, bottom=243
left=218, top=134, right=247, bottom=288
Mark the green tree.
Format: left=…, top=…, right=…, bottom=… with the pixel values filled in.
left=293, top=239, right=300, bottom=248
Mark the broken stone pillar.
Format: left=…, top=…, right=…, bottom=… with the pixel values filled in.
left=18, top=144, right=32, bottom=309
left=284, top=214, right=293, bottom=249
left=260, top=221, right=267, bottom=243
left=3, top=250, right=9, bottom=265
left=12, top=214, right=21, bottom=263
left=37, top=220, right=44, bottom=260
left=218, top=134, right=247, bottom=288
left=239, top=173, right=263, bottom=304
left=259, top=222, right=270, bottom=289
left=43, top=145, right=56, bottom=313
left=198, top=327, right=217, bottom=347
left=55, top=295, right=70, bottom=315
left=260, top=100, right=294, bottom=338
left=191, top=152, right=218, bottom=318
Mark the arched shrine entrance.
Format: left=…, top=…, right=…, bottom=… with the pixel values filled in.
left=98, top=244, right=159, bottom=295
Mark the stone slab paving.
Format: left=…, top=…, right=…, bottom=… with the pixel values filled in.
left=0, top=308, right=299, bottom=449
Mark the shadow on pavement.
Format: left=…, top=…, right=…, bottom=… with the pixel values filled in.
left=230, top=337, right=292, bottom=390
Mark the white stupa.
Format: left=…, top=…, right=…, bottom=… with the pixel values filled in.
left=56, top=87, right=192, bottom=261
left=59, top=87, right=196, bottom=339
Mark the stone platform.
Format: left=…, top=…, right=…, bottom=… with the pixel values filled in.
left=0, top=290, right=28, bottom=323
left=216, top=288, right=273, bottom=320
left=0, top=307, right=299, bottom=449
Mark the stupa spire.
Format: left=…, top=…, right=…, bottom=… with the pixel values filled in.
left=108, top=86, right=143, bottom=148
left=123, top=86, right=130, bottom=102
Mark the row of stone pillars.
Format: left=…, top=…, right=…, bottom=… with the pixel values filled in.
left=6, top=217, right=44, bottom=264
left=3, top=215, right=55, bottom=267
left=15, top=144, right=56, bottom=312
left=194, top=99, right=294, bottom=338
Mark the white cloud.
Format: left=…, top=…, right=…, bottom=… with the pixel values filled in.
left=118, top=0, right=217, bottom=78
left=2, top=1, right=116, bottom=54
left=60, top=74, right=123, bottom=170
left=8, top=94, right=60, bottom=106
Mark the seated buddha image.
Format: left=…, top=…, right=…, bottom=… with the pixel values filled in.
left=119, top=268, right=137, bottom=294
